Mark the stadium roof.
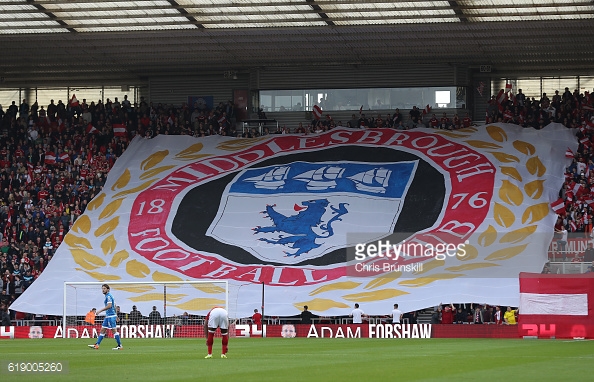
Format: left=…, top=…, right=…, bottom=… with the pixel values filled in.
left=1, top=0, right=593, bottom=84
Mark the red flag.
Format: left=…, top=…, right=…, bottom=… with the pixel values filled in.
left=422, top=105, right=431, bottom=115
left=566, top=148, right=574, bottom=158
left=496, top=89, right=505, bottom=104
left=86, top=123, right=98, bottom=135
left=59, top=152, right=69, bottom=162
left=44, top=151, right=56, bottom=165
left=550, top=198, right=565, bottom=214
left=505, top=83, right=512, bottom=92
left=496, top=89, right=508, bottom=106
left=312, top=105, right=323, bottom=120
left=569, top=220, right=577, bottom=232
left=112, top=123, right=127, bottom=137
left=26, top=162, right=33, bottom=184
left=69, top=94, right=79, bottom=108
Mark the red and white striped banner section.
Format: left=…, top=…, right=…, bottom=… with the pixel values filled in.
left=312, top=105, right=323, bottom=120
left=519, top=272, right=594, bottom=339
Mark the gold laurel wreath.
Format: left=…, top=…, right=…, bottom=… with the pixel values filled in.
left=67, top=144, right=229, bottom=309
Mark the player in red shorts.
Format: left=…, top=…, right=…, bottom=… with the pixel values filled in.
left=204, top=307, right=229, bottom=359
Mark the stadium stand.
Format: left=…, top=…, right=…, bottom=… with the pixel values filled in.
left=0, top=84, right=592, bottom=324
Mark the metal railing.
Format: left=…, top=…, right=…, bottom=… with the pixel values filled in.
left=548, top=261, right=592, bottom=274
left=13, top=319, right=57, bottom=326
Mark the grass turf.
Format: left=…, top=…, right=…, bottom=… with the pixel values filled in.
left=1, top=337, right=593, bottom=381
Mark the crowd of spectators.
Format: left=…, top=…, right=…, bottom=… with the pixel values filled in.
left=0, top=84, right=591, bottom=323
left=430, top=303, right=518, bottom=325
left=486, top=87, right=593, bottom=130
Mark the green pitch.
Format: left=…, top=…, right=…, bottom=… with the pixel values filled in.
left=1, top=338, right=593, bottom=381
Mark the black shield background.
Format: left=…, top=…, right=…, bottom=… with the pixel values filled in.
left=172, top=146, right=445, bottom=266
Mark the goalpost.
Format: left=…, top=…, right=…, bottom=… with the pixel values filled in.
left=63, top=280, right=237, bottom=339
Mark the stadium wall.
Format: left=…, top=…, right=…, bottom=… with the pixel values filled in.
left=0, top=324, right=519, bottom=339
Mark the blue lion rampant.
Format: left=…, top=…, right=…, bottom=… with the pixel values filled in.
left=253, top=199, right=349, bottom=257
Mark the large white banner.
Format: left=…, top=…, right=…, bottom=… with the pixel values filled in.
left=12, top=124, right=575, bottom=318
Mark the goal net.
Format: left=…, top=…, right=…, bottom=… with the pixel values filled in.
left=63, top=281, right=246, bottom=339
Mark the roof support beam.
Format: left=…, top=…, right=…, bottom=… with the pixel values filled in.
left=167, top=0, right=204, bottom=29
left=26, top=0, right=75, bottom=32
left=449, top=1, right=468, bottom=22
left=306, top=0, right=335, bottom=26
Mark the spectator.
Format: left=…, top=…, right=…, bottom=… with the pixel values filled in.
left=300, top=305, right=314, bottom=324
left=129, top=305, right=143, bottom=325
left=472, top=304, right=484, bottom=324
left=503, top=307, right=518, bottom=325
left=116, top=305, right=125, bottom=323
left=1, top=302, right=11, bottom=326
left=454, top=305, right=467, bottom=324
left=148, top=305, right=162, bottom=325
left=439, top=303, right=456, bottom=324
left=494, top=306, right=503, bottom=325
left=555, top=226, right=568, bottom=259
left=180, top=311, right=189, bottom=325
left=431, top=306, right=441, bottom=324
left=482, top=304, right=492, bottom=324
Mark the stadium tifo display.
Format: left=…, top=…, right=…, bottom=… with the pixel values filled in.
left=11, top=125, right=577, bottom=319
left=6, top=124, right=591, bottom=341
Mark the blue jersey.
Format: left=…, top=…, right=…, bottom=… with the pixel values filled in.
left=104, top=292, right=116, bottom=317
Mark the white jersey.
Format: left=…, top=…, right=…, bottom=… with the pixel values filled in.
left=351, top=308, right=364, bottom=323
left=207, top=307, right=229, bottom=330
left=392, top=309, right=403, bottom=323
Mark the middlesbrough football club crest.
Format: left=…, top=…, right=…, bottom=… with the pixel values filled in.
left=128, top=130, right=496, bottom=286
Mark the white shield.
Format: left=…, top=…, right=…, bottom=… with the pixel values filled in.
left=207, top=160, right=418, bottom=264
